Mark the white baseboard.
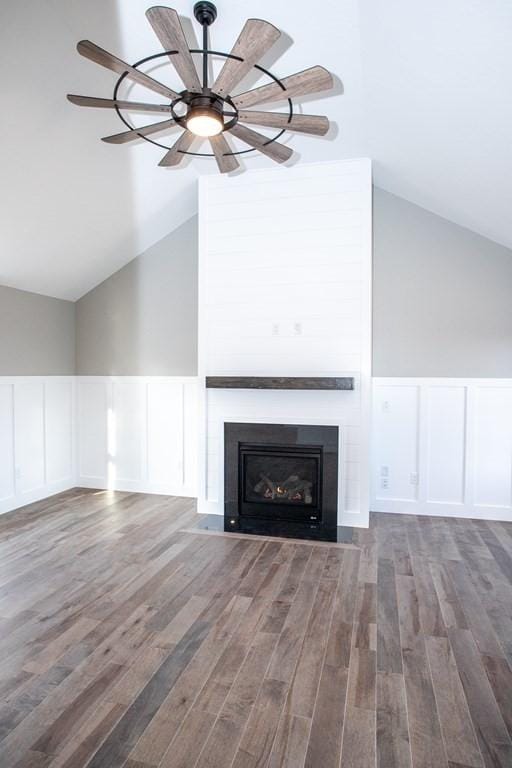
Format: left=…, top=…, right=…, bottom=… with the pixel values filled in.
left=0, top=479, right=75, bottom=516
left=76, top=476, right=197, bottom=499
left=371, top=499, right=512, bottom=522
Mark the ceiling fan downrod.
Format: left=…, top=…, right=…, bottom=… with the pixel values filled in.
left=194, top=1, right=217, bottom=90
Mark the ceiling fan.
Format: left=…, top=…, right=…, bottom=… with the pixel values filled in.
left=67, top=3, right=335, bottom=173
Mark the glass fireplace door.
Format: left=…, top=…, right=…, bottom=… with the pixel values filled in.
left=239, top=444, right=322, bottom=522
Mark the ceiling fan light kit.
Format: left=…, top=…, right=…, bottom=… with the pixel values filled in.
left=186, top=100, right=224, bottom=137
left=67, top=2, right=336, bottom=173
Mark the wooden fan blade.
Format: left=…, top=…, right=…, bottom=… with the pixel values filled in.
left=233, top=66, right=333, bottom=109
left=67, top=95, right=174, bottom=114
left=158, top=130, right=195, bottom=166
left=77, top=40, right=178, bottom=101
left=229, top=124, right=292, bottom=164
left=102, top=119, right=176, bottom=144
left=209, top=134, right=240, bottom=174
left=146, top=6, right=201, bottom=93
left=238, top=110, right=330, bottom=136
left=212, top=19, right=280, bottom=98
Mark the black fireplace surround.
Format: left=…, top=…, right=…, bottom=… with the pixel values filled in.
left=224, top=422, right=339, bottom=541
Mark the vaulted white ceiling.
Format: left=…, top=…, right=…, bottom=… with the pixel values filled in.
left=1, top=0, right=511, bottom=300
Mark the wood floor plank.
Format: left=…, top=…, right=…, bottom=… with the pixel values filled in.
left=128, top=597, right=257, bottom=765
left=377, top=671, right=412, bottom=768
left=410, top=555, right=447, bottom=637
left=268, top=713, right=311, bottom=768
left=231, top=678, right=288, bottom=768
left=401, top=651, right=449, bottom=768
left=340, top=706, right=376, bottom=768
left=347, top=647, right=376, bottom=711
left=46, top=700, right=125, bottom=768
left=377, top=558, right=403, bottom=673
left=448, top=628, right=512, bottom=768
left=85, top=620, right=212, bottom=768
left=266, top=578, right=320, bottom=684
left=324, top=549, right=360, bottom=669
left=475, top=523, right=512, bottom=584
left=13, top=751, right=51, bottom=768
left=481, top=654, right=512, bottom=740
left=396, top=575, right=448, bottom=768
left=286, top=578, right=336, bottom=718
left=195, top=630, right=279, bottom=768
left=159, top=707, right=217, bottom=768
left=31, top=662, right=125, bottom=755
left=445, top=560, right=505, bottom=659
left=304, top=663, right=348, bottom=768
left=425, top=635, right=483, bottom=767
left=429, top=562, right=468, bottom=630
left=354, top=521, right=377, bottom=584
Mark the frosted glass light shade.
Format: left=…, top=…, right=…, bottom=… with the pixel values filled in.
left=186, top=109, right=223, bottom=137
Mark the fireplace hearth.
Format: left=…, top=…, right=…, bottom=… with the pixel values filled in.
left=224, top=422, right=338, bottom=541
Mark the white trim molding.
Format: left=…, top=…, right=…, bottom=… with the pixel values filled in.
left=372, top=377, right=512, bottom=521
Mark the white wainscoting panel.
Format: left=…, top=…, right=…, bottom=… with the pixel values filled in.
left=0, top=382, right=15, bottom=506
left=77, top=379, right=108, bottom=481
left=14, top=380, right=45, bottom=495
left=426, top=386, right=466, bottom=504
left=199, top=160, right=373, bottom=526
left=0, top=377, right=75, bottom=515
left=372, top=384, right=419, bottom=504
left=113, top=380, right=146, bottom=486
left=473, top=386, right=512, bottom=509
left=147, top=380, right=185, bottom=490
left=76, top=377, right=197, bottom=497
left=372, top=378, right=512, bottom=521
left=45, top=379, right=73, bottom=486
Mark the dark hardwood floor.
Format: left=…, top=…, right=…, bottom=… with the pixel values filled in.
left=0, top=489, right=511, bottom=768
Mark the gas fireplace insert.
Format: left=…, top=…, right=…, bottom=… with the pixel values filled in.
left=224, top=422, right=338, bottom=541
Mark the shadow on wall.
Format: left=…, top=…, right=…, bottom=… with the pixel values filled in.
left=75, top=216, right=198, bottom=376
left=0, top=1, right=142, bottom=300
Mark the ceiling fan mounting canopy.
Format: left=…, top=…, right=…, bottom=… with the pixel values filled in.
left=193, top=1, right=217, bottom=27
left=67, top=4, right=336, bottom=173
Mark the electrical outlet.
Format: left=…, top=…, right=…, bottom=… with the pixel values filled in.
left=272, top=323, right=280, bottom=336
left=293, top=322, right=302, bottom=336
left=410, top=472, right=419, bottom=485
left=15, top=467, right=21, bottom=480
left=382, top=400, right=390, bottom=412
left=380, top=465, right=389, bottom=478
left=380, top=478, right=389, bottom=490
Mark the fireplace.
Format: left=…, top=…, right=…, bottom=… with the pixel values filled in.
left=224, top=422, right=338, bottom=541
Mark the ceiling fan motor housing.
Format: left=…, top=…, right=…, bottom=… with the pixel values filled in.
left=194, top=2, right=217, bottom=26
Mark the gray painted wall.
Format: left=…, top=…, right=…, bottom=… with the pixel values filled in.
left=0, top=285, right=75, bottom=375
left=75, top=216, right=198, bottom=376
left=373, top=188, right=512, bottom=377
left=6, top=194, right=510, bottom=379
